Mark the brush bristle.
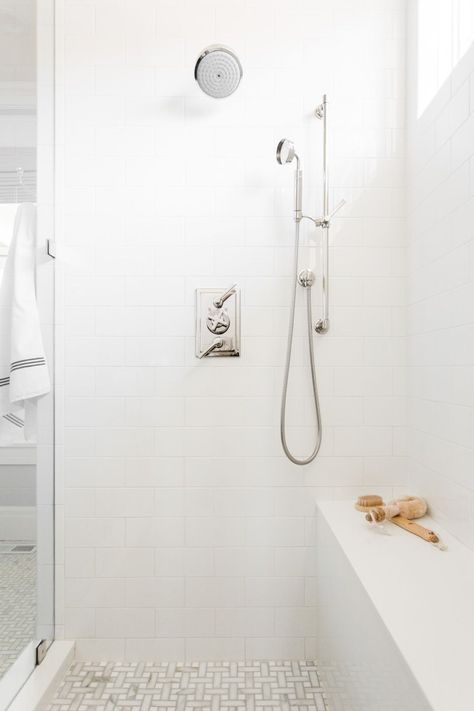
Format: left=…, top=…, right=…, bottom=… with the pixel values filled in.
left=357, top=494, right=383, bottom=508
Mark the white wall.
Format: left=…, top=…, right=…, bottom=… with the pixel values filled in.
left=407, top=1, right=474, bottom=551
left=56, top=0, right=407, bottom=660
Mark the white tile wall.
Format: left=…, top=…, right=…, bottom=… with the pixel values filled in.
left=407, top=2, right=474, bottom=552
left=56, top=0, right=408, bottom=659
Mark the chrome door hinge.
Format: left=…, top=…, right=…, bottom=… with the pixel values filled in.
left=36, top=640, right=49, bottom=665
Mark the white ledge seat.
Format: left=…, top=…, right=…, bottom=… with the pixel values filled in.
left=316, top=501, right=474, bottom=711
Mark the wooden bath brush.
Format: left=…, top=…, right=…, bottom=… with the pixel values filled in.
left=355, top=494, right=441, bottom=545
left=355, top=494, right=384, bottom=512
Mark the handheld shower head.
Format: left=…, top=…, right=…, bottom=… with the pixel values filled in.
left=194, top=45, right=243, bottom=98
left=276, top=138, right=296, bottom=165
left=276, top=138, right=302, bottom=220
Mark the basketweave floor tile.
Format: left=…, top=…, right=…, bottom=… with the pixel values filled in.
left=46, top=660, right=328, bottom=711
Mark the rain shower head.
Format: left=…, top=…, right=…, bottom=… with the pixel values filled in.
left=194, top=45, right=243, bottom=98
left=276, top=138, right=296, bottom=165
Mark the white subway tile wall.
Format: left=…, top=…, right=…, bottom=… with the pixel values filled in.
left=56, top=0, right=407, bottom=659
left=407, top=8, right=474, bottom=552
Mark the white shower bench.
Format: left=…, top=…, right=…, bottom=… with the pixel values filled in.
left=316, top=501, right=474, bottom=711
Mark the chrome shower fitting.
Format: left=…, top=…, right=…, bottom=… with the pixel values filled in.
left=298, top=269, right=315, bottom=288
left=312, top=95, right=346, bottom=333
left=198, top=337, right=224, bottom=359
left=194, top=45, right=243, bottom=98
left=314, top=101, right=325, bottom=120
left=276, top=139, right=302, bottom=221
left=213, top=283, right=236, bottom=309
left=277, top=139, right=321, bottom=465
left=277, top=94, right=346, bottom=465
left=195, top=286, right=240, bottom=358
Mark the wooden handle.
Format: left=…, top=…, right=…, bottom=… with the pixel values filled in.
left=390, top=515, right=439, bottom=543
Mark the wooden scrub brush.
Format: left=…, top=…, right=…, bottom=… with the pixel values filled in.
left=354, top=494, right=441, bottom=546
left=355, top=494, right=384, bottom=512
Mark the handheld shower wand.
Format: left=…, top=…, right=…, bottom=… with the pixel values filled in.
left=276, top=138, right=302, bottom=221
left=277, top=96, right=345, bottom=465
left=276, top=139, right=322, bottom=466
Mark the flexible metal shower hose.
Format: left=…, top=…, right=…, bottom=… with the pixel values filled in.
left=280, top=221, right=322, bottom=465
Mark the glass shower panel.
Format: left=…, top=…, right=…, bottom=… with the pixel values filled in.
left=0, top=0, right=55, bottom=706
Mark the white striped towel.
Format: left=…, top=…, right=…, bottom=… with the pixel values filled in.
left=0, top=203, right=50, bottom=443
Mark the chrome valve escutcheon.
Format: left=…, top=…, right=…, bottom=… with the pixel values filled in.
left=195, top=286, right=240, bottom=358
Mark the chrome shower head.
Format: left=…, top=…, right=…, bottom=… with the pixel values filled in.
left=194, top=45, right=243, bottom=98
left=276, top=138, right=296, bottom=165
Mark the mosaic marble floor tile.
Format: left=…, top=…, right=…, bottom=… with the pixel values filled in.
left=0, top=542, right=36, bottom=678
left=47, top=660, right=328, bottom=711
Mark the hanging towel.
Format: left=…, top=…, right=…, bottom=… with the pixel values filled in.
left=0, top=203, right=50, bottom=443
